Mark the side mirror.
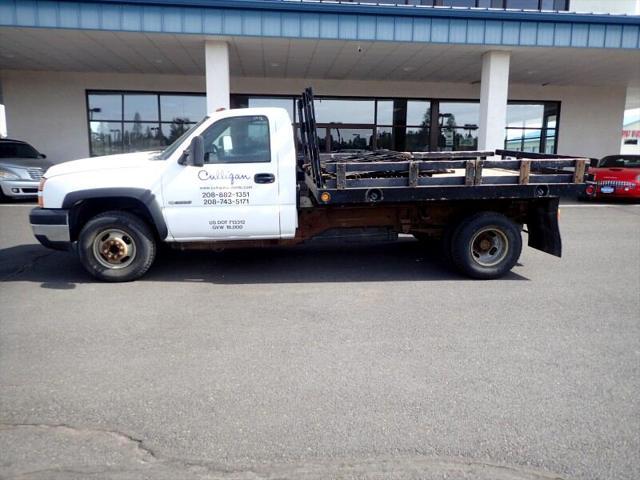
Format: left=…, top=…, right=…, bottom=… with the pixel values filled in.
left=179, top=135, right=205, bottom=167
left=39, top=153, right=47, bottom=159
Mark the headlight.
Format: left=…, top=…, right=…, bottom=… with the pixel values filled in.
left=0, top=168, right=20, bottom=181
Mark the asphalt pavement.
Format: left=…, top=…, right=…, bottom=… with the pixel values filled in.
left=0, top=201, right=639, bottom=480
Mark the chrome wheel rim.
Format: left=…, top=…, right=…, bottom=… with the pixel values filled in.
left=470, top=227, right=509, bottom=267
left=92, top=228, right=137, bottom=269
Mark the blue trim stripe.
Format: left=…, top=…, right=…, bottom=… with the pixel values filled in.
left=56, top=0, right=640, bottom=26
left=0, top=0, right=638, bottom=49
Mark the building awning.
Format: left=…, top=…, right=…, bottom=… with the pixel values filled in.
left=1, top=0, right=639, bottom=50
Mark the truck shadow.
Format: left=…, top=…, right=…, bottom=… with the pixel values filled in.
left=0, top=239, right=529, bottom=288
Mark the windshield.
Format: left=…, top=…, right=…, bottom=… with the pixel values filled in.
left=0, top=142, right=40, bottom=159
left=155, top=117, right=208, bottom=160
left=599, top=156, right=640, bottom=168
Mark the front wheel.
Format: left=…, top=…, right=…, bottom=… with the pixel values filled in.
left=450, top=212, right=522, bottom=280
left=78, top=211, right=156, bottom=282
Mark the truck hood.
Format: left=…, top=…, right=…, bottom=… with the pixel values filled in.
left=44, top=151, right=161, bottom=178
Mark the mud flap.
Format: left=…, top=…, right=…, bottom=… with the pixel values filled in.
left=527, top=197, right=562, bottom=257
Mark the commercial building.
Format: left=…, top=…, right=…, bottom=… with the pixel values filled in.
left=1, top=0, right=639, bottom=163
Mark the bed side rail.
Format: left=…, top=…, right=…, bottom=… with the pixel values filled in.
left=319, top=152, right=588, bottom=190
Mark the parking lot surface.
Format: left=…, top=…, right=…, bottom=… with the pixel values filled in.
left=1, top=202, right=639, bottom=480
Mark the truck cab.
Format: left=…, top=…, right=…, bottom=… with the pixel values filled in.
left=33, top=107, right=298, bottom=246
left=159, top=108, right=298, bottom=241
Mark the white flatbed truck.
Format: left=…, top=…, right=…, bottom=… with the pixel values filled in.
left=30, top=89, right=587, bottom=282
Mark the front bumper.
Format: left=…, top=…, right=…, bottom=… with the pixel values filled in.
left=30, top=208, right=72, bottom=251
left=0, top=179, right=39, bottom=198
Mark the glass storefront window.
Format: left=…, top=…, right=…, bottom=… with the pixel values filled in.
left=89, top=121, right=124, bottom=156
left=439, top=102, right=480, bottom=128
left=376, top=101, right=394, bottom=126
left=329, top=128, right=373, bottom=151
left=123, top=122, right=164, bottom=152
left=440, top=127, right=479, bottom=151
left=545, top=133, right=556, bottom=154
left=88, top=94, right=122, bottom=121
left=376, top=127, right=393, bottom=150
left=505, top=103, right=558, bottom=153
left=507, top=104, right=544, bottom=129
left=124, top=94, right=158, bottom=121
left=316, top=128, right=329, bottom=153
left=235, top=97, right=557, bottom=154
left=248, top=97, right=295, bottom=122
left=505, top=128, right=543, bottom=153
left=160, top=95, right=206, bottom=123
left=88, top=93, right=560, bottom=157
left=406, top=101, right=430, bottom=127
left=87, top=91, right=206, bottom=156
left=314, top=99, right=375, bottom=124
left=437, top=102, right=479, bottom=151
left=405, top=127, right=430, bottom=151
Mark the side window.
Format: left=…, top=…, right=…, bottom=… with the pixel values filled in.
left=201, top=115, right=271, bottom=164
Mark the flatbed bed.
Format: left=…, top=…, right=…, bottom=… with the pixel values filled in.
left=297, top=88, right=587, bottom=205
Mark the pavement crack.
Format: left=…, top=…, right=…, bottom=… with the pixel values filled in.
left=0, top=422, right=158, bottom=462
left=8, top=466, right=115, bottom=480
left=0, top=251, right=55, bottom=282
left=0, top=424, right=568, bottom=480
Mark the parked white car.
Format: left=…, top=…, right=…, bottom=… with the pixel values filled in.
left=0, top=139, right=51, bottom=201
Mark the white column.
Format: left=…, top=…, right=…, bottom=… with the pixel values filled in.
left=478, top=50, right=510, bottom=152
left=205, top=41, right=230, bottom=113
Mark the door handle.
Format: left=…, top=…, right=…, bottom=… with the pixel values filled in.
left=254, top=173, right=275, bottom=184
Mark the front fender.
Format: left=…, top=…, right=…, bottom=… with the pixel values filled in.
left=62, top=188, right=168, bottom=240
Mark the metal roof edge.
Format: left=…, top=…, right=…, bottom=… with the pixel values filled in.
left=70, top=0, right=640, bottom=25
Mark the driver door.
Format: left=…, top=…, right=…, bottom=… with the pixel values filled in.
left=162, top=115, right=280, bottom=240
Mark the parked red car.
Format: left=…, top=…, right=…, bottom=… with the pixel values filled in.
left=583, top=155, right=640, bottom=201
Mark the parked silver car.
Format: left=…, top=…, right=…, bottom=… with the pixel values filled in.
left=0, top=139, right=52, bottom=201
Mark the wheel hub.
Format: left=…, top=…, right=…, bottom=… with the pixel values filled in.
left=92, top=229, right=137, bottom=269
left=101, top=239, right=127, bottom=262
left=478, top=238, right=492, bottom=251
left=470, top=227, right=509, bottom=268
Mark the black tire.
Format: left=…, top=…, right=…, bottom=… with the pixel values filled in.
left=449, top=212, right=522, bottom=280
left=77, top=211, right=156, bottom=282
left=0, top=188, right=10, bottom=203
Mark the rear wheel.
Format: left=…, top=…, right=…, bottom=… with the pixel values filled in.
left=78, top=211, right=156, bottom=282
left=450, top=212, right=522, bottom=280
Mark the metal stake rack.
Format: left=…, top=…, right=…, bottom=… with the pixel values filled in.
left=296, top=88, right=588, bottom=204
